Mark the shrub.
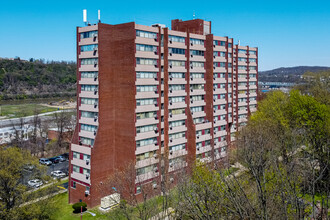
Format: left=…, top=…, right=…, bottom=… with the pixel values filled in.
left=72, top=202, right=87, bottom=213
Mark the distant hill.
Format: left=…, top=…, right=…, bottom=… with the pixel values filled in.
left=0, top=58, right=76, bottom=100
left=259, top=66, right=330, bottom=83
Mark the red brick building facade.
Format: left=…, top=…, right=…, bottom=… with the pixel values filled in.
left=69, top=19, right=258, bottom=207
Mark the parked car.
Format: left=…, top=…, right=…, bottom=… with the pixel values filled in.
left=51, top=170, right=67, bottom=178
left=39, top=158, right=52, bottom=166
left=49, top=157, right=60, bottom=164
left=55, top=156, right=66, bottom=162
left=60, top=153, right=69, bottom=160
left=28, top=179, right=43, bottom=188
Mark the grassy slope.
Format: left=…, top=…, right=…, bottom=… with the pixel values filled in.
left=0, top=104, right=58, bottom=118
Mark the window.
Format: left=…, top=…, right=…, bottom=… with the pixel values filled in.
left=190, top=62, right=204, bottom=68
left=73, top=152, right=80, bottom=159
left=136, top=164, right=157, bottom=175
left=249, top=58, right=256, bottom=63
left=136, top=111, right=156, bottom=120
left=170, top=96, right=185, bottom=103
left=170, top=108, right=185, bottom=115
left=169, top=60, right=185, bottom=67
left=83, top=154, right=90, bottom=161
left=83, top=168, right=90, bottom=175
left=190, top=50, right=204, bottom=56
left=169, top=72, right=185, bottom=78
left=136, top=44, right=157, bottom=52
left=238, top=57, right=247, bottom=62
left=81, top=72, right=98, bottom=78
left=193, top=117, right=205, bottom=124
left=228, top=43, right=232, bottom=48
left=80, top=44, right=98, bottom=52
left=136, top=30, right=157, bottom=39
left=250, top=66, right=257, bottom=70
left=169, top=35, right=185, bottom=43
left=191, top=73, right=204, bottom=78
left=169, top=84, right=185, bottom=91
left=190, top=38, right=204, bottom=45
left=136, top=124, right=157, bottom=133
left=238, top=49, right=247, bottom=54
left=80, top=31, right=98, bottom=39
left=80, top=137, right=94, bottom=146
left=169, top=144, right=185, bottom=151
left=136, top=72, right=157, bottom=78
left=136, top=151, right=157, bottom=161
left=81, top=85, right=98, bottom=91
left=136, top=98, right=156, bottom=106
left=190, top=84, right=204, bottom=90
left=81, top=58, right=98, bottom=65
left=169, top=48, right=185, bottom=55
left=136, top=85, right=157, bottom=92
left=81, top=111, right=97, bottom=118
left=250, top=51, right=257, bottom=55
left=191, top=106, right=204, bottom=113
left=169, top=120, right=185, bottom=128
left=136, top=138, right=157, bottom=147
left=136, top=186, right=141, bottom=194
left=81, top=98, right=98, bottom=105
left=191, top=95, right=204, bottom=101
left=169, top=132, right=185, bottom=140
left=72, top=181, right=76, bottom=189
left=81, top=124, right=97, bottom=132
left=72, top=165, right=79, bottom=173
left=136, top=58, right=157, bottom=65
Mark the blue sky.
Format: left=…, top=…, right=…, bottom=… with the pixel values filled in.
left=0, top=0, right=329, bottom=70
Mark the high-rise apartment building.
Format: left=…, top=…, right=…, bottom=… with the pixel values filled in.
left=69, top=19, right=258, bottom=207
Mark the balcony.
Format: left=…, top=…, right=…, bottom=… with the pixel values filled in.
left=135, top=157, right=159, bottom=169
left=135, top=143, right=159, bottom=155
left=190, top=100, right=206, bottom=107
left=79, top=104, right=98, bottom=112
left=196, top=133, right=211, bottom=142
left=79, top=117, right=98, bottom=126
left=191, top=111, right=206, bottom=119
left=168, top=137, right=187, bottom=146
left=135, top=64, right=159, bottom=72
left=214, top=130, right=227, bottom=138
left=168, top=149, right=188, bottom=159
left=168, top=89, right=187, bottom=97
left=135, top=37, right=158, bottom=46
left=71, top=143, right=91, bottom=155
left=136, top=78, right=159, bottom=85
left=135, top=171, right=159, bottom=184
left=135, top=117, right=159, bottom=127
left=168, top=125, right=187, bottom=135
left=79, top=78, right=99, bottom=85
left=168, top=113, right=187, bottom=122
left=195, top=122, right=212, bottom=131
left=169, top=101, right=187, bottom=110
left=168, top=78, right=186, bottom=85
left=135, top=131, right=159, bottom=141
left=196, top=145, right=212, bottom=154
left=136, top=91, right=159, bottom=99
left=79, top=64, right=98, bottom=72
left=135, top=104, right=159, bottom=113
left=135, top=51, right=158, bottom=59
left=79, top=130, right=96, bottom=139
left=189, top=78, right=205, bottom=84
left=80, top=91, right=98, bottom=99
left=190, top=89, right=205, bottom=96
left=71, top=158, right=91, bottom=169
left=71, top=171, right=90, bottom=184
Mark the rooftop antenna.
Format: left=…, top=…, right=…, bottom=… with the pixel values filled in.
left=193, top=11, right=196, bottom=20
left=83, top=9, right=89, bottom=26
left=238, top=40, right=240, bottom=46
left=98, top=10, right=101, bottom=23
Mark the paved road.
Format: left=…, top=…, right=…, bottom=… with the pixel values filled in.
left=0, top=109, right=74, bottom=128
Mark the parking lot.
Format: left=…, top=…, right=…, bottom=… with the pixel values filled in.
left=47, top=160, right=69, bottom=176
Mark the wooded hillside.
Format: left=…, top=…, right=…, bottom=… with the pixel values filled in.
left=0, top=58, right=76, bottom=100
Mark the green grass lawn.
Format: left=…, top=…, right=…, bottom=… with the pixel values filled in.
left=51, top=192, right=167, bottom=220
left=0, top=104, right=58, bottom=118
left=52, top=193, right=110, bottom=220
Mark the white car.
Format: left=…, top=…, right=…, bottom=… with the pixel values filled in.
left=28, top=179, right=43, bottom=188
left=39, top=158, right=52, bottom=166
left=51, top=170, right=66, bottom=178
